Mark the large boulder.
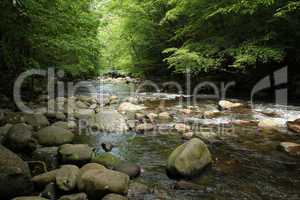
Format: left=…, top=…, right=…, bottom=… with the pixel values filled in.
left=4, top=123, right=37, bottom=152
left=90, top=110, right=128, bottom=133
left=36, top=126, right=74, bottom=146
left=118, top=102, right=145, bottom=113
left=167, top=138, right=212, bottom=178
left=32, top=165, right=79, bottom=192
left=77, top=163, right=129, bottom=198
left=0, top=145, right=33, bottom=199
left=23, top=114, right=49, bottom=130
left=58, top=144, right=93, bottom=164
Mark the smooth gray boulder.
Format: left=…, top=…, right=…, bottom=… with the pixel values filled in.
left=0, top=145, right=33, bottom=199
left=167, top=138, right=212, bottom=178
left=36, top=126, right=74, bottom=146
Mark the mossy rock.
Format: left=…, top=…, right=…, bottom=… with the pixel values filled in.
left=92, top=153, right=122, bottom=169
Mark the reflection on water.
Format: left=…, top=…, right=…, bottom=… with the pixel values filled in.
left=75, top=82, right=300, bottom=200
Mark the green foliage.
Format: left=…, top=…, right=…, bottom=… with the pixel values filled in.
left=0, top=0, right=102, bottom=80
left=101, top=0, right=300, bottom=75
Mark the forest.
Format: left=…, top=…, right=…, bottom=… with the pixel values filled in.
left=1, top=0, right=300, bottom=94
left=1, top=1, right=300, bottom=200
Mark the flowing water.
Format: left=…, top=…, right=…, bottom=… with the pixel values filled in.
left=76, top=81, right=300, bottom=200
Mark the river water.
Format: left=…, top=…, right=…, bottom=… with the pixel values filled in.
left=76, top=81, right=300, bottom=200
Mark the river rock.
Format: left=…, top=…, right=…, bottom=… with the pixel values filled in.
left=182, top=132, right=194, bottom=140
left=74, top=109, right=95, bottom=119
left=59, top=193, right=88, bottom=200
left=158, top=112, right=172, bottom=121
left=90, top=110, right=128, bottom=133
left=279, top=142, right=300, bottom=156
left=203, top=111, right=222, bottom=119
left=77, top=163, right=129, bottom=198
left=114, top=162, right=141, bottom=179
left=102, top=142, right=114, bottom=152
left=52, top=121, right=76, bottom=130
left=0, top=123, right=12, bottom=144
left=40, top=182, right=57, bottom=200
left=58, top=144, right=93, bottom=164
left=36, top=126, right=74, bottom=146
left=127, top=182, right=150, bottom=199
left=32, top=147, right=59, bottom=170
left=0, top=145, right=33, bottom=199
left=136, top=123, right=154, bottom=133
left=258, top=119, right=281, bottom=131
left=102, top=194, right=128, bottom=200
left=92, top=153, right=122, bottom=169
left=175, top=123, right=191, bottom=133
left=218, top=100, right=243, bottom=110
left=167, top=138, right=212, bottom=178
left=118, top=102, right=145, bottom=113
left=23, top=113, right=50, bottom=130
left=146, top=113, right=158, bottom=123
left=5, top=123, right=37, bottom=152
left=287, top=119, right=300, bottom=133
left=32, top=165, right=79, bottom=192
left=12, top=197, right=48, bottom=200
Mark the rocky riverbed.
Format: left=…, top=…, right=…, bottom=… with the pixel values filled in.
left=1, top=78, right=300, bottom=200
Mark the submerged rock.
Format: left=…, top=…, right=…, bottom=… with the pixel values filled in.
left=279, top=142, right=300, bottom=156
left=0, top=145, right=33, bottom=199
left=58, top=144, right=93, bottom=165
left=114, top=162, right=141, bottom=179
left=92, top=153, right=122, bottom=169
left=36, top=126, right=74, bottom=146
left=167, top=138, right=212, bottom=178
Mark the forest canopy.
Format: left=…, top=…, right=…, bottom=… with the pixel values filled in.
left=1, top=0, right=300, bottom=91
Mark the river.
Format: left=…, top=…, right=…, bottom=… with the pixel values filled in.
left=76, top=80, right=300, bottom=200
